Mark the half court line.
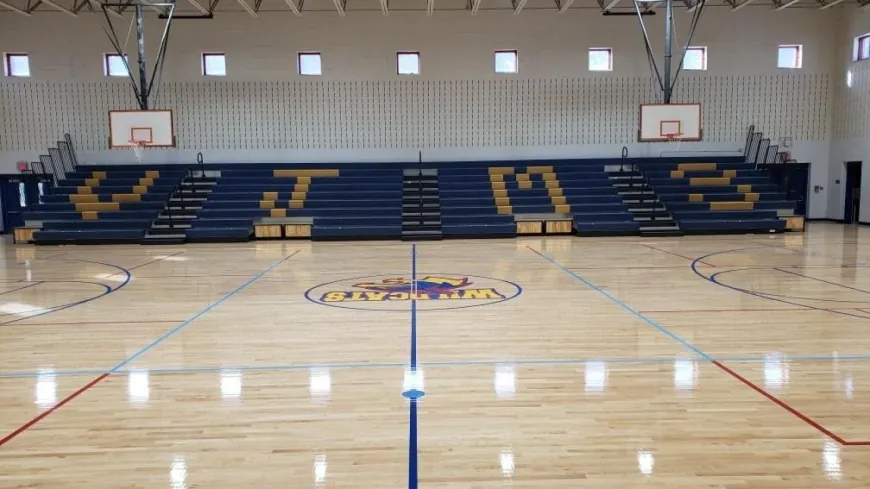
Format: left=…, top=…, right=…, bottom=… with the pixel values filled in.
left=0, top=251, right=299, bottom=449
left=527, top=245, right=870, bottom=446
left=407, top=244, right=420, bottom=489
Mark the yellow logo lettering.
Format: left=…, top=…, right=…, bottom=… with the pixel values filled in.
left=460, top=288, right=504, bottom=300
left=321, top=292, right=347, bottom=302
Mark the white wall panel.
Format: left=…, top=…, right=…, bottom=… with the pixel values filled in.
left=0, top=74, right=832, bottom=153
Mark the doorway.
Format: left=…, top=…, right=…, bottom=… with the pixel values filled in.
left=844, top=161, right=862, bottom=224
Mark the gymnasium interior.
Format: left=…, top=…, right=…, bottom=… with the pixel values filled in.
left=1, top=0, right=870, bottom=487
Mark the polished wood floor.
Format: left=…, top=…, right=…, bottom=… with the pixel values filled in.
left=2, top=222, right=870, bottom=488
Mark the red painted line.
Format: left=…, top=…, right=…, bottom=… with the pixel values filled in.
left=570, top=266, right=690, bottom=270
left=845, top=440, right=870, bottom=446
left=639, top=244, right=717, bottom=267
left=640, top=307, right=868, bottom=314
left=8, top=320, right=186, bottom=327
left=641, top=307, right=814, bottom=314
left=0, top=373, right=110, bottom=448
left=711, top=360, right=848, bottom=445
left=102, top=251, right=186, bottom=280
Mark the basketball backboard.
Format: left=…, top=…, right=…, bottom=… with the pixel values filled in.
left=639, top=103, right=702, bottom=142
left=109, top=110, right=175, bottom=148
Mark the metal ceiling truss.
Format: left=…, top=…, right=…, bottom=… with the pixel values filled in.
left=554, top=0, right=574, bottom=13
left=0, top=0, right=861, bottom=16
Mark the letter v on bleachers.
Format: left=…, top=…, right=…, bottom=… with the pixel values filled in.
left=26, top=169, right=185, bottom=244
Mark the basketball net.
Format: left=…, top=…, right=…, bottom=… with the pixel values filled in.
left=665, top=132, right=684, bottom=154
left=130, top=140, right=148, bottom=164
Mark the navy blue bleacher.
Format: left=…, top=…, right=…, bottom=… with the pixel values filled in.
left=24, top=169, right=183, bottom=244
left=640, top=161, right=796, bottom=234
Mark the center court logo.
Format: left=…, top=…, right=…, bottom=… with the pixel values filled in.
left=305, top=273, right=522, bottom=312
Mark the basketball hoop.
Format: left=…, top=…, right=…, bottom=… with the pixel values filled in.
left=130, top=140, right=148, bottom=164
left=664, top=132, right=684, bottom=153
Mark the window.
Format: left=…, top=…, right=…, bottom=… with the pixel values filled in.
left=397, top=52, right=420, bottom=75
left=104, top=53, right=129, bottom=77
left=777, top=45, right=802, bottom=69
left=855, top=34, right=870, bottom=61
left=202, top=53, right=226, bottom=76
left=683, top=46, right=707, bottom=71
left=847, top=69, right=853, bottom=88
left=494, top=50, right=517, bottom=74
left=298, top=53, right=322, bottom=76
left=4, top=53, right=30, bottom=77
left=588, top=48, right=613, bottom=72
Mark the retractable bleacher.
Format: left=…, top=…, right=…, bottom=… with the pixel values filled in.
left=25, top=169, right=183, bottom=244
left=439, top=163, right=635, bottom=237
left=642, top=162, right=795, bottom=234
left=192, top=168, right=403, bottom=241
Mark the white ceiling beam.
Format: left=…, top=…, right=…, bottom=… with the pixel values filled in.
left=731, top=0, right=754, bottom=10
left=236, top=0, right=257, bottom=16
left=602, top=0, right=619, bottom=9
left=818, top=0, right=845, bottom=7
left=774, top=0, right=798, bottom=9
left=426, top=0, right=433, bottom=15
left=0, top=0, right=32, bottom=15
left=557, top=0, right=573, bottom=12
left=470, top=0, right=481, bottom=14
left=379, top=0, right=387, bottom=14
left=186, top=0, right=210, bottom=13
left=41, top=0, right=77, bottom=16
left=512, top=0, right=526, bottom=13
left=282, top=0, right=301, bottom=15
left=332, top=0, right=345, bottom=15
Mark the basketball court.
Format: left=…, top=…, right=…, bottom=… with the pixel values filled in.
left=0, top=222, right=868, bottom=487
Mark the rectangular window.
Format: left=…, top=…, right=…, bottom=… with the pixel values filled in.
left=588, top=48, right=613, bottom=72
left=202, top=53, right=226, bottom=76
left=777, top=45, right=802, bottom=69
left=104, top=53, right=129, bottom=77
left=397, top=52, right=420, bottom=75
left=494, top=50, right=518, bottom=74
left=298, top=53, right=322, bottom=76
left=683, top=46, right=707, bottom=71
left=855, top=35, right=870, bottom=61
left=4, top=53, right=30, bottom=77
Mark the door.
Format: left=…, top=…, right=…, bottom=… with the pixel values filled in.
left=844, top=162, right=862, bottom=224
left=1, top=178, right=23, bottom=232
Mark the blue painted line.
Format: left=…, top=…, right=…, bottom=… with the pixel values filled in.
left=408, top=399, right=419, bottom=489
left=9, top=353, right=870, bottom=379
left=408, top=243, right=420, bottom=489
left=774, top=267, right=870, bottom=295
left=108, top=252, right=297, bottom=373
left=527, top=246, right=713, bottom=361
left=410, top=244, right=418, bottom=370
left=0, top=258, right=132, bottom=326
left=688, top=248, right=870, bottom=321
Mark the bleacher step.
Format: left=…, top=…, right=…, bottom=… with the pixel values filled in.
left=401, top=230, right=443, bottom=241
left=140, top=236, right=187, bottom=245
left=640, top=229, right=685, bottom=237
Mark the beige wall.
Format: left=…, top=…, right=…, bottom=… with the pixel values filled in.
left=830, top=9, right=870, bottom=223
left=0, top=7, right=851, bottom=218
left=0, top=8, right=839, bottom=81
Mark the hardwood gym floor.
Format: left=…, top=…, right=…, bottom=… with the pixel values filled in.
left=1, top=222, right=870, bottom=488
